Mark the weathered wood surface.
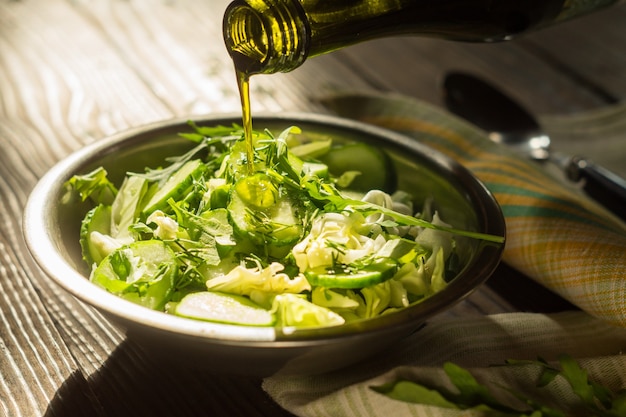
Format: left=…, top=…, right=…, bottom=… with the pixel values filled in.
left=1, top=1, right=625, bottom=416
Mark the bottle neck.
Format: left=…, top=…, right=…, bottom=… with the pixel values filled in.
left=223, top=0, right=310, bottom=76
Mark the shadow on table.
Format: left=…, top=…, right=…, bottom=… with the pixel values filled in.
left=486, top=263, right=577, bottom=313
left=43, top=338, right=294, bottom=417
left=41, top=370, right=103, bottom=417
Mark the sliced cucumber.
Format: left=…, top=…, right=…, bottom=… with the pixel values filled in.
left=302, top=161, right=328, bottom=178
left=289, top=139, right=332, bottom=159
left=175, top=291, right=275, bottom=326
left=319, top=143, right=396, bottom=192
left=304, top=258, right=399, bottom=289
left=228, top=175, right=303, bottom=247
left=208, top=184, right=231, bottom=209
left=285, top=152, right=329, bottom=179
left=378, top=238, right=428, bottom=264
left=142, top=159, right=206, bottom=215
left=80, top=204, right=112, bottom=265
left=90, top=240, right=178, bottom=310
left=233, top=173, right=278, bottom=209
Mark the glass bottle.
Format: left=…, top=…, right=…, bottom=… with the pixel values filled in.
left=223, top=0, right=619, bottom=76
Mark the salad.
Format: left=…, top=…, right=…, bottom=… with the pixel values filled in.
left=64, top=123, right=501, bottom=329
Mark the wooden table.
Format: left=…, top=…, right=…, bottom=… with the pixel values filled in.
left=1, top=1, right=625, bottom=416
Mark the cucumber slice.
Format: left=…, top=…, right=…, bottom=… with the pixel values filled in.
left=319, top=143, right=396, bottom=192
left=302, top=161, right=328, bottom=178
left=228, top=176, right=303, bottom=247
left=208, top=184, right=231, bottom=209
left=304, top=258, right=399, bottom=289
left=91, top=240, right=178, bottom=310
left=289, top=139, right=332, bottom=159
left=285, top=152, right=328, bottom=178
left=142, top=159, right=206, bottom=215
left=233, top=173, right=278, bottom=209
left=378, top=238, right=428, bottom=263
left=80, top=204, right=112, bottom=265
left=175, top=291, right=275, bottom=326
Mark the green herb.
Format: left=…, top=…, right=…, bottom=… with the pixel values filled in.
left=133, top=142, right=209, bottom=186
left=303, top=179, right=505, bottom=244
left=63, top=166, right=117, bottom=205
left=372, top=355, right=626, bottom=416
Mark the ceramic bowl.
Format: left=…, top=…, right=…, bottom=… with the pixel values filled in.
left=23, top=113, right=505, bottom=376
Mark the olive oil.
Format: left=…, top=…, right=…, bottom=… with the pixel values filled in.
left=235, top=69, right=254, bottom=175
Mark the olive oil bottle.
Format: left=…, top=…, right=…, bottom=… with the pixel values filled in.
left=224, top=0, right=619, bottom=173
left=224, top=0, right=619, bottom=77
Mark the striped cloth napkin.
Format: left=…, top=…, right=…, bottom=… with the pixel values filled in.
left=262, top=93, right=626, bottom=417
left=319, top=92, right=626, bottom=328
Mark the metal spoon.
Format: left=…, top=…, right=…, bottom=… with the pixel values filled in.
left=443, top=71, right=626, bottom=222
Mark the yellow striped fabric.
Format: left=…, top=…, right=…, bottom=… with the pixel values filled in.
left=321, top=92, right=626, bottom=327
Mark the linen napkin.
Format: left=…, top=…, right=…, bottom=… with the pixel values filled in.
left=319, top=92, right=626, bottom=328
left=263, top=311, right=626, bottom=417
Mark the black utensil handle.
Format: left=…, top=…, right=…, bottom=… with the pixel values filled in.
left=567, top=156, right=626, bottom=222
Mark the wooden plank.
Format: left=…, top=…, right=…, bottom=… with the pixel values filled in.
left=0, top=2, right=122, bottom=414
left=0, top=0, right=174, bottom=146
left=0, top=241, right=102, bottom=416
left=68, top=0, right=239, bottom=116
left=523, top=4, right=626, bottom=104
left=67, top=0, right=375, bottom=117
left=0, top=113, right=104, bottom=417
left=328, top=35, right=608, bottom=115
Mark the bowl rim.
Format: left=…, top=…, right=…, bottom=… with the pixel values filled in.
left=23, top=112, right=505, bottom=345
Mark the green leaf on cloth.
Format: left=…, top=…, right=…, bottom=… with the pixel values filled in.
left=373, top=354, right=626, bottom=416
left=372, top=380, right=461, bottom=409
left=263, top=312, right=626, bottom=417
